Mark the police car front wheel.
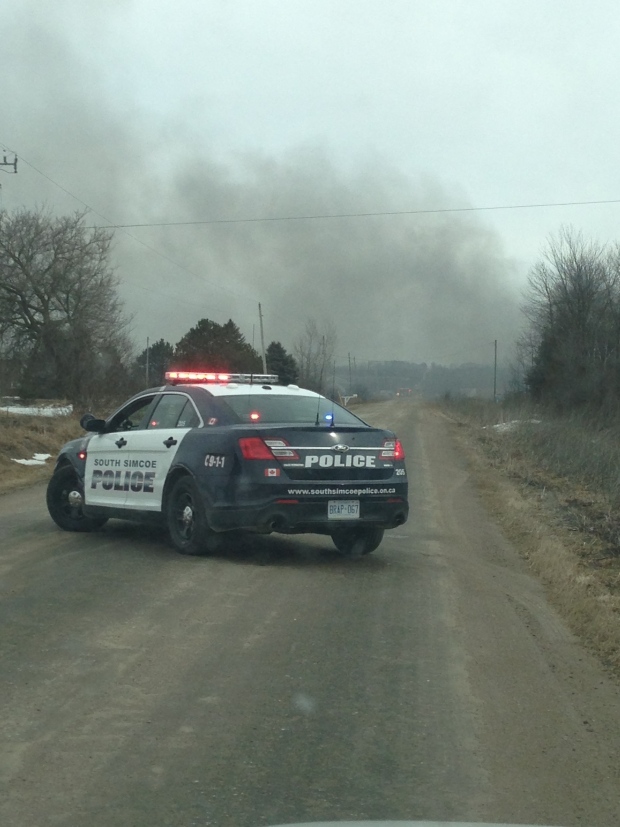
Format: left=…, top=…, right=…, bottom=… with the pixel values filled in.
left=46, top=466, right=108, bottom=533
left=166, top=475, right=221, bottom=556
left=331, top=525, right=384, bottom=556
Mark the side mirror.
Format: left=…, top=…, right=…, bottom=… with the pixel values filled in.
left=80, top=413, right=106, bottom=432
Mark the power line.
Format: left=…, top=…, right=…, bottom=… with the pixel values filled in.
left=5, top=139, right=620, bottom=231
left=86, top=198, right=620, bottom=229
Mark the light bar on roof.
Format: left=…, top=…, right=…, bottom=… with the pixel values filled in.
left=165, top=371, right=231, bottom=383
left=165, top=371, right=279, bottom=385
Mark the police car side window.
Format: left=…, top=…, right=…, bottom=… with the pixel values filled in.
left=108, top=396, right=156, bottom=432
left=176, top=399, right=201, bottom=429
left=147, top=394, right=194, bottom=430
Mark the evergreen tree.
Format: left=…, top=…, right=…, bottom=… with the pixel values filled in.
left=135, top=339, right=175, bottom=386
left=174, top=318, right=261, bottom=372
left=266, top=341, right=299, bottom=385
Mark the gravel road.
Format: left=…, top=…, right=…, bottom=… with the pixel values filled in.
left=1, top=401, right=619, bottom=827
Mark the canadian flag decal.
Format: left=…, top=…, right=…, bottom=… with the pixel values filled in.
left=265, top=468, right=280, bottom=477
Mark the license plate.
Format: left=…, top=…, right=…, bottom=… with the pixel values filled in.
left=328, top=499, right=360, bottom=520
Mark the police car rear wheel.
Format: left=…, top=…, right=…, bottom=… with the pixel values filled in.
left=167, top=476, right=220, bottom=556
left=46, top=466, right=108, bottom=532
left=331, top=525, right=384, bottom=556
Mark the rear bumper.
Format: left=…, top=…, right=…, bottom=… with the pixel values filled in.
left=207, top=495, right=409, bottom=534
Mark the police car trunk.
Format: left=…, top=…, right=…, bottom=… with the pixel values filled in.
left=193, top=375, right=409, bottom=538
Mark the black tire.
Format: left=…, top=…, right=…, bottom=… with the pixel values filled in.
left=166, top=475, right=221, bottom=556
left=331, top=525, right=384, bottom=557
left=46, top=466, right=108, bottom=532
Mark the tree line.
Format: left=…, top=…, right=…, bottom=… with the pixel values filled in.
left=517, top=227, right=620, bottom=414
left=8, top=206, right=618, bottom=414
left=136, top=325, right=300, bottom=388
left=0, top=207, right=335, bottom=403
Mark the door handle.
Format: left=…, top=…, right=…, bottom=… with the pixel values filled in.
left=163, top=437, right=178, bottom=448
left=115, top=437, right=127, bottom=448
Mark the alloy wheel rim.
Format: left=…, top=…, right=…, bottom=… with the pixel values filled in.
left=177, top=493, right=195, bottom=540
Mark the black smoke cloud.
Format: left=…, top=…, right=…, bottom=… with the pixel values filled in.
left=156, top=153, right=520, bottom=363
left=2, top=4, right=520, bottom=365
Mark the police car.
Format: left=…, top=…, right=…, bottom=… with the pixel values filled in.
left=46, top=371, right=409, bottom=556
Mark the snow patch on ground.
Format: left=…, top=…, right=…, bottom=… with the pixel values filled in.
left=0, top=404, right=73, bottom=417
left=485, top=419, right=542, bottom=433
left=11, top=453, right=52, bottom=467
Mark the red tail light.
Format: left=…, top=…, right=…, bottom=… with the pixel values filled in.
left=239, top=437, right=273, bottom=460
left=238, top=437, right=300, bottom=461
left=380, top=439, right=405, bottom=460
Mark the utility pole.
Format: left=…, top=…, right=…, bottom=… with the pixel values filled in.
left=493, top=339, right=498, bottom=402
left=0, top=152, right=17, bottom=208
left=348, top=352, right=352, bottom=392
left=258, top=303, right=267, bottom=373
left=0, top=152, right=17, bottom=174
left=145, top=337, right=150, bottom=387
left=315, top=336, right=327, bottom=394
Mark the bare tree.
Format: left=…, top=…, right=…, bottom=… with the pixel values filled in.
left=293, top=318, right=337, bottom=393
left=523, top=227, right=620, bottom=410
left=0, top=207, right=132, bottom=401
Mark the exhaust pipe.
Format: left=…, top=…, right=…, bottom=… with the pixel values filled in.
left=257, top=513, right=287, bottom=533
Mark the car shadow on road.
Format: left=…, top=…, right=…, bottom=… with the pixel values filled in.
left=94, top=519, right=389, bottom=571
left=212, top=532, right=391, bottom=571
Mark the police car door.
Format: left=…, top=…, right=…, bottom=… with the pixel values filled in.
left=121, top=392, right=201, bottom=512
left=84, top=394, right=158, bottom=509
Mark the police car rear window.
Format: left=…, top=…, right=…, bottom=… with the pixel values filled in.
left=218, top=394, right=367, bottom=426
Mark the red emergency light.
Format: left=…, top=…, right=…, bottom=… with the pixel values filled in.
left=165, top=371, right=231, bottom=383
left=165, top=371, right=280, bottom=385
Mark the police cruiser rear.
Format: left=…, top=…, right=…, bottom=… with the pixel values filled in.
left=46, top=371, right=409, bottom=557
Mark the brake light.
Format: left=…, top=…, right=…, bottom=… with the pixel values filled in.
left=239, top=437, right=273, bottom=460
left=77, top=450, right=87, bottom=461
left=238, top=437, right=299, bottom=460
left=380, top=439, right=405, bottom=460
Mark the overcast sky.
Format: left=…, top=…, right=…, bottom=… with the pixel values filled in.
left=3, top=0, right=620, bottom=366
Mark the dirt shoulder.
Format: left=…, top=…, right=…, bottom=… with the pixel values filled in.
left=0, top=413, right=82, bottom=495
left=435, top=403, right=620, bottom=676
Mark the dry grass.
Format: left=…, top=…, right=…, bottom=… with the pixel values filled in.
left=438, top=398, right=620, bottom=676
left=0, top=412, right=84, bottom=495
left=443, top=396, right=620, bottom=507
